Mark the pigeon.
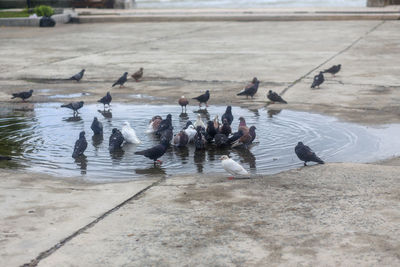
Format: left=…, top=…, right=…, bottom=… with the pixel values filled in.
left=228, top=130, right=244, bottom=145
left=122, top=121, right=141, bottom=144
left=295, top=142, right=324, bottom=166
left=237, top=78, right=260, bottom=99
left=109, top=128, right=124, bottom=151
left=112, top=72, right=128, bottom=88
left=178, top=96, right=189, bottom=113
left=213, top=115, right=220, bottom=131
left=220, top=155, right=249, bottom=178
left=221, top=106, right=233, bottom=126
left=267, top=90, right=287, bottom=104
left=192, top=90, right=210, bottom=107
left=232, top=126, right=256, bottom=148
left=160, top=127, right=174, bottom=144
left=184, top=124, right=197, bottom=143
left=194, top=114, right=206, bottom=129
left=219, top=118, right=232, bottom=137
left=183, top=120, right=193, bottom=130
left=214, top=133, right=229, bottom=147
left=11, top=90, right=33, bottom=102
left=61, top=101, right=84, bottom=115
left=238, top=117, right=249, bottom=135
left=146, top=116, right=162, bottom=133
left=131, top=67, right=143, bottom=82
left=70, top=69, right=85, bottom=82
left=323, top=64, right=341, bottom=76
left=72, top=131, right=88, bottom=158
left=173, top=130, right=189, bottom=147
left=135, top=139, right=169, bottom=165
left=98, top=92, right=112, bottom=108
left=90, top=117, right=103, bottom=135
left=155, top=114, right=173, bottom=136
left=205, top=120, right=218, bottom=143
left=311, top=72, right=325, bottom=89
left=194, top=126, right=206, bottom=150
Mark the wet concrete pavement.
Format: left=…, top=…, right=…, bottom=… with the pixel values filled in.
left=0, top=18, right=400, bottom=266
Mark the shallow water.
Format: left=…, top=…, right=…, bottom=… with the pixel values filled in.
left=133, top=0, right=365, bottom=9
left=0, top=103, right=399, bottom=182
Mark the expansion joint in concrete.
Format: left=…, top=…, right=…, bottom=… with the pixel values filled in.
left=21, top=177, right=165, bottom=267
left=280, top=20, right=386, bottom=96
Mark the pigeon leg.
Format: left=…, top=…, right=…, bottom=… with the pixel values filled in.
left=228, top=176, right=234, bottom=180
left=206, top=102, right=209, bottom=107
left=304, top=162, right=307, bottom=166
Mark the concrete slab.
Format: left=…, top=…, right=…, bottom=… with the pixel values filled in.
left=37, top=163, right=400, bottom=266
left=0, top=170, right=160, bottom=266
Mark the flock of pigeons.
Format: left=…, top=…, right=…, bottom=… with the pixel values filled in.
left=9, top=64, right=341, bottom=177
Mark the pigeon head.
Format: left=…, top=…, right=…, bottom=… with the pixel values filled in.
left=166, top=114, right=172, bottom=120
left=181, top=95, right=185, bottom=99
left=79, top=131, right=85, bottom=138
left=268, top=90, right=272, bottom=94
left=81, top=69, right=85, bottom=73
left=239, top=117, right=245, bottom=122
left=207, top=121, right=214, bottom=128
left=140, top=67, right=143, bottom=71
left=222, top=118, right=228, bottom=125
left=205, top=90, right=210, bottom=94
left=123, top=72, right=128, bottom=76
left=94, top=117, right=98, bottom=122
left=123, top=121, right=130, bottom=127
left=79, top=101, right=84, bottom=105
left=107, top=92, right=111, bottom=96
left=252, top=77, right=258, bottom=83
left=249, top=126, right=256, bottom=132
left=298, top=142, right=304, bottom=146
left=220, top=155, right=229, bottom=161
left=226, top=106, right=232, bottom=113
left=112, top=128, right=118, bottom=134
left=29, top=89, right=34, bottom=93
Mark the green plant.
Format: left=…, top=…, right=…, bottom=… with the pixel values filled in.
left=34, top=5, right=54, bottom=17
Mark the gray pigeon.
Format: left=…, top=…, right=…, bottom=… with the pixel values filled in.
left=72, top=131, right=88, bottom=158
left=91, top=117, right=103, bottom=135
left=295, top=142, right=324, bottom=166
left=237, top=79, right=260, bottom=99
left=311, top=72, right=324, bottom=89
left=61, top=101, right=84, bottom=115
left=112, top=72, right=128, bottom=88
left=98, top=92, right=112, bottom=108
left=70, top=69, right=85, bottom=82
left=11, top=89, right=33, bottom=102
left=323, top=64, right=341, bottom=76
left=267, top=90, right=287, bottom=104
left=109, top=128, right=124, bottom=151
left=134, top=139, right=169, bottom=165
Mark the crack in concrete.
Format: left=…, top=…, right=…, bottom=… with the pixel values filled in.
left=21, top=177, right=165, bottom=267
left=280, top=20, right=386, bottom=96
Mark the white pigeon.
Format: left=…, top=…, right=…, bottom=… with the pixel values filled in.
left=122, top=121, right=141, bottom=144
left=184, top=124, right=197, bottom=142
left=194, top=114, right=206, bottom=129
left=220, top=155, right=249, bottom=177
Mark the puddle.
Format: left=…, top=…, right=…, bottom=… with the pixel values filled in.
left=129, top=94, right=165, bottom=100
left=1, top=103, right=400, bottom=182
left=48, top=93, right=90, bottom=99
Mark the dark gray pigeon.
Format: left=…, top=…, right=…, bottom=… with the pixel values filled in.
left=61, top=101, right=84, bottom=114
left=237, top=79, right=260, bottom=99
left=221, top=106, right=233, bottom=126
left=112, top=72, right=128, bottom=88
left=194, top=126, right=206, bottom=150
left=135, top=139, right=169, bottom=165
left=192, top=90, right=210, bottom=107
left=311, top=72, right=325, bottom=89
left=219, top=118, right=232, bottom=137
left=72, top=131, right=88, bottom=158
left=295, top=142, right=324, bottom=166
left=214, top=133, right=229, bottom=147
left=70, top=69, right=85, bottom=82
left=323, top=64, right=341, bottom=76
left=109, top=128, right=124, bottom=151
left=11, top=89, right=33, bottom=102
left=267, top=90, right=287, bottom=104
left=90, top=117, right=103, bottom=135
left=98, top=92, right=112, bottom=108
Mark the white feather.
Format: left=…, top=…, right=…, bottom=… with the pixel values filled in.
left=122, top=121, right=142, bottom=144
left=184, top=125, right=197, bottom=142
left=220, top=155, right=249, bottom=177
left=145, top=121, right=155, bottom=133
left=194, top=114, right=206, bottom=129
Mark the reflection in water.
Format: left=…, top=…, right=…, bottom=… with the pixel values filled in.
left=236, top=148, right=256, bottom=169
left=249, top=109, right=260, bottom=117
left=110, top=148, right=124, bottom=161
left=179, top=112, right=189, bottom=121
left=98, top=109, right=112, bottom=118
left=193, top=109, right=210, bottom=120
left=194, top=150, right=206, bottom=173
left=135, top=165, right=166, bottom=176
left=92, top=134, right=103, bottom=147
left=74, top=155, right=87, bottom=174
left=64, top=116, right=82, bottom=122
left=268, top=109, right=282, bottom=118
left=174, top=146, right=189, bottom=164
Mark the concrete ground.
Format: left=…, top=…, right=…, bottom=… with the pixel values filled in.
left=0, top=19, right=399, bottom=266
